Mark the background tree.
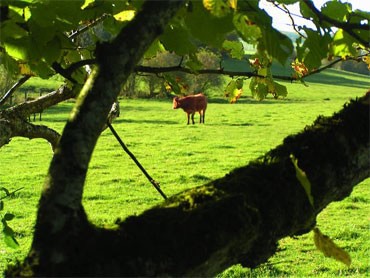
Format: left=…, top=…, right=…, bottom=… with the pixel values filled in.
left=0, top=0, right=369, bottom=276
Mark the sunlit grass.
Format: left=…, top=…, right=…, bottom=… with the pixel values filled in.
left=0, top=71, right=369, bottom=275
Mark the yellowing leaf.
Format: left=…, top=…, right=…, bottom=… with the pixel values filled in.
left=290, top=154, right=314, bottom=207
left=362, top=55, right=370, bottom=70
left=229, top=0, right=237, bottom=10
left=81, top=0, right=95, bottom=10
left=18, top=63, right=35, bottom=76
left=203, top=0, right=233, bottom=17
left=224, top=79, right=243, bottom=103
left=313, top=228, right=351, bottom=267
left=114, top=10, right=135, bottom=22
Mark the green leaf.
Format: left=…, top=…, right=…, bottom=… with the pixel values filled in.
left=0, top=52, right=20, bottom=76
left=163, top=74, right=182, bottom=95
left=4, top=37, right=30, bottom=61
left=102, top=15, right=125, bottom=38
left=63, top=49, right=82, bottom=65
left=160, top=24, right=197, bottom=56
left=331, top=29, right=357, bottom=58
left=224, top=79, right=243, bottom=103
left=4, top=213, right=15, bottom=221
left=144, top=39, right=165, bottom=59
left=0, top=21, right=28, bottom=40
left=273, top=81, right=288, bottom=98
left=249, top=77, right=268, bottom=101
left=299, top=1, right=318, bottom=21
left=259, top=28, right=293, bottom=65
left=2, top=225, right=19, bottom=249
left=290, top=154, right=314, bottom=207
left=185, top=53, right=203, bottom=72
left=29, top=61, right=55, bottom=79
left=185, top=2, right=234, bottom=48
left=274, top=0, right=300, bottom=4
left=203, top=0, right=232, bottom=18
left=28, top=21, right=56, bottom=46
left=299, top=28, right=331, bottom=69
left=321, top=1, right=350, bottom=22
left=257, top=67, right=269, bottom=77
left=71, top=68, right=88, bottom=85
left=222, top=40, right=245, bottom=60
left=235, top=77, right=243, bottom=89
left=38, top=37, right=62, bottom=65
left=0, top=201, right=4, bottom=211
left=3, top=0, right=34, bottom=9
left=233, top=13, right=261, bottom=45
left=353, top=10, right=370, bottom=21
left=28, top=3, right=58, bottom=28
left=0, top=187, right=10, bottom=196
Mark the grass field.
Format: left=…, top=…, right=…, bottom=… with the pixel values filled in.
left=0, top=69, right=369, bottom=276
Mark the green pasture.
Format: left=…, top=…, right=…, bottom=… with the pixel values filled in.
left=0, top=69, right=369, bottom=276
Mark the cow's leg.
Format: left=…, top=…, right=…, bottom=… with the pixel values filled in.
left=191, top=113, right=195, bottom=124
left=202, top=110, right=205, bottom=124
left=187, top=113, right=190, bottom=125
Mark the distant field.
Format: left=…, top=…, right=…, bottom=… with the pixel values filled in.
left=0, top=70, right=369, bottom=276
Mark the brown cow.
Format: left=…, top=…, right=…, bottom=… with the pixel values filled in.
left=173, top=93, right=207, bottom=124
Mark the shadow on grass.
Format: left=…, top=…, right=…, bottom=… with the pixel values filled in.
left=304, top=70, right=369, bottom=89
left=271, top=64, right=369, bottom=89
left=210, top=97, right=307, bottom=105
left=114, top=118, right=179, bottom=125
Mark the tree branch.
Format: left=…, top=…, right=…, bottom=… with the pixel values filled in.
left=2, top=84, right=78, bottom=118
left=302, top=0, right=368, bottom=46
left=13, top=120, right=60, bottom=151
left=301, top=53, right=368, bottom=78
left=68, top=14, right=110, bottom=40
left=62, top=51, right=368, bottom=85
left=0, top=85, right=78, bottom=150
left=135, top=65, right=267, bottom=78
left=0, top=75, right=31, bottom=106
left=0, top=116, right=60, bottom=150
left=268, top=1, right=307, bottom=39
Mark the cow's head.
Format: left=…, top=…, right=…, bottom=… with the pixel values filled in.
left=172, top=97, right=180, bottom=109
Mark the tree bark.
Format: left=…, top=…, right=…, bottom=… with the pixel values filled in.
left=0, top=85, right=77, bottom=150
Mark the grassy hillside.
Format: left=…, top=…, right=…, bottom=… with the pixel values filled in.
left=0, top=71, right=369, bottom=276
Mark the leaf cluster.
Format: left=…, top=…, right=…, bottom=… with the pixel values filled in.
left=0, top=187, right=23, bottom=248
left=0, top=0, right=369, bottom=102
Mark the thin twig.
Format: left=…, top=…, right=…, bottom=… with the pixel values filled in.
left=68, top=14, right=110, bottom=40
left=302, top=0, right=368, bottom=46
left=304, top=53, right=368, bottom=78
left=0, top=187, right=24, bottom=200
left=0, top=75, right=31, bottom=106
left=107, top=122, right=168, bottom=200
left=56, top=54, right=368, bottom=84
left=281, top=3, right=307, bottom=39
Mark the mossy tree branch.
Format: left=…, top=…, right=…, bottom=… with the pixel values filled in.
left=0, top=85, right=77, bottom=149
